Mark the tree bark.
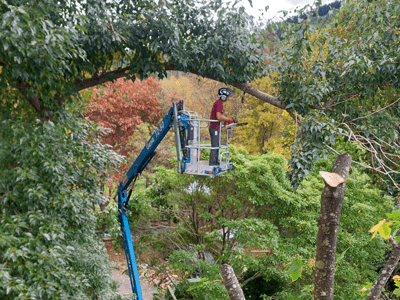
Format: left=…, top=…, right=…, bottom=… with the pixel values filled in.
left=220, top=264, right=246, bottom=300
left=233, top=82, right=285, bottom=110
left=313, top=154, right=352, bottom=300
left=366, top=239, right=400, bottom=300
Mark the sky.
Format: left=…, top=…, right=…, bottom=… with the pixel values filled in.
left=239, top=0, right=338, bottom=23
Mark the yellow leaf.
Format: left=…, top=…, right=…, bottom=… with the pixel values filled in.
left=379, top=221, right=392, bottom=239
left=369, top=219, right=385, bottom=239
left=369, top=219, right=392, bottom=240
left=369, top=220, right=385, bottom=233
left=393, top=275, right=400, bottom=281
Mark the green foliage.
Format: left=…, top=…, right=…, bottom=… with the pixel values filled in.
left=0, top=87, right=37, bottom=122
left=270, top=0, right=400, bottom=191
left=133, top=145, right=394, bottom=299
left=287, top=258, right=303, bottom=282
left=0, top=111, right=124, bottom=299
left=288, top=111, right=338, bottom=190
left=94, top=202, right=120, bottom=238
left=0, top=0, right=88, bottom=111
left=0, top=0, right=266, bottom=117
left=392, top=276, right=400, bottom=297
left=167, top=248, right=229, bottom=300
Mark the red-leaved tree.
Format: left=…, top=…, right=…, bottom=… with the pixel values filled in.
left=87, top=77, right=162, bottom=155
left=86, top=77, right=163, bottom=197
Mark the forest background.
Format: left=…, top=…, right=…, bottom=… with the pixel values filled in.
left=0, top=0, right=399, bottom=299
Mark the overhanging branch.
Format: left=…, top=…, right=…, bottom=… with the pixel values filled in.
left=76, top=67, right=130, bottom=91
left=233, top=82, right=285, bottom=109
left=74, top=65, right=288, bottom=118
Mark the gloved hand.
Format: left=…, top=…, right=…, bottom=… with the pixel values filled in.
left=225, top=117, right=235, bottom=126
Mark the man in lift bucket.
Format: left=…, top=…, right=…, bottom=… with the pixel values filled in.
left=209, top=88, right=236, bottom=166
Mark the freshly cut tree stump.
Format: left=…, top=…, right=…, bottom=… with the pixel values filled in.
left=314, top=154, right=352, bottom=300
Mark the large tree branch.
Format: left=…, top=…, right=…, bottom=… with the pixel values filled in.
left=74, top=65, right=287, bottom=111
left=16, top=80, right=43, bottom=112
left=75, top=64, right=176, bottom=91
left=76, top=66, right=130, bottom=91
left=22, top=61, right=397, bottom=134
left=233, top=82, right=286, bottom=109
left=73, top=65, right=295, bottom=123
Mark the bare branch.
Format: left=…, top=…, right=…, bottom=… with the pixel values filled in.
left=104, top=22, right=128, bottom=43
left=351, top=97, right=400, bottom=122
left=241, top=271, right=263, bottom=287
left=325, top=122, right=400, bottom=191
left=311, top=90, right=360, bottom=110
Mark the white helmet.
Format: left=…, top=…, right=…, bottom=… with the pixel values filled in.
left=218, top=88, right=232, bottom=101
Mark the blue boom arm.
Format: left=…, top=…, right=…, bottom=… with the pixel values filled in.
left=119, top=106, right=174, bottom=191
left=115, top=99, right=237, bottom=297
left=117, top=105, right=176, bottom=299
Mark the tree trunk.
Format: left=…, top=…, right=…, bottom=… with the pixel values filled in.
left=366, top=240, right=400, bottom=300
left=313, top=154, right=352, bottom=300
left=220, top=264, right=246, bottom=300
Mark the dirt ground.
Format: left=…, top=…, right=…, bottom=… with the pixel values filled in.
left=111, top=269, right=159, bottom=300
left=104, top=239, right=163, bottom=300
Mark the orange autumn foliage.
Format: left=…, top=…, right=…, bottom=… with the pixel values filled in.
left=86, top=77, right=162, bottom=157
left=85, top=77, right=164, bottom=188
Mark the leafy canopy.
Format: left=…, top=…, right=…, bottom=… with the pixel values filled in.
left=0, top=0, right=265, bottom=115
left=270, top=0, right=400, bottom=190
left=0, top=111, right=123, bottom=299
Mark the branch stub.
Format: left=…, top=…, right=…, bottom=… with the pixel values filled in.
left=319, top=171, right=345, bottom=187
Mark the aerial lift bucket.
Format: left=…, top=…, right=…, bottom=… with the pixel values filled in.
left=173, top=100, right=239, bottom=177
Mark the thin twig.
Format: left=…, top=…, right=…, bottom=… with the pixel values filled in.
left=325, top=142, right=400, bottom=190
left=351, top=97, right=400, bottom=122
left=104, top=22, right=128, bottom=43
left=241, top=271, right=263, bottom=287
left=380, top=289, right=391, bottom=300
